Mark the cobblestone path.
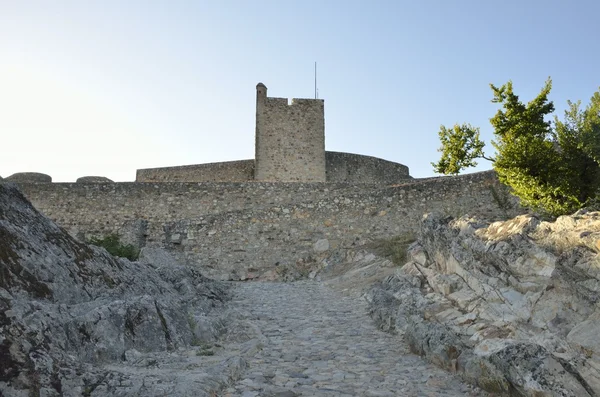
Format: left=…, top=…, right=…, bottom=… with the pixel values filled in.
left=224, top=281, right=484, bottom=397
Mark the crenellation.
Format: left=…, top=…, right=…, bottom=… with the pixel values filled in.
left=255, top=84, right=326, bottom=182
left=134, top=83, right=411, bottom=184
left=264, top=97, right=289, bottom=106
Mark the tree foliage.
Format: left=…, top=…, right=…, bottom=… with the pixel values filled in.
left=433, top=78, right=600, bottom=216
left=432, top=124, right=490, bottom=175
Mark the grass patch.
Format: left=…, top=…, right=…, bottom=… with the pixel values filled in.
left=369, top=232, right=416, bottom=265
left=192, top=340, right=215, bottom=356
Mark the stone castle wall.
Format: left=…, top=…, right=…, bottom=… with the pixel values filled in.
left=134, top=152, right=412, bottom=184
left=325, top=151, right=411, bottom=183
left=14, top=171, right=519, bottom=279
left=254, top=84, right=326, bottom=182
left=136, top=160, right=255, bottom=182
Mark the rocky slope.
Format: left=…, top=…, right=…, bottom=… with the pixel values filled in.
left=367, top=211, right=600, bottom=396
left=0, top=183, right=237, bottom=396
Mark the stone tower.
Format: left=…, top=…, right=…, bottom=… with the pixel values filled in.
left=254, top=83, right=326, bottom=182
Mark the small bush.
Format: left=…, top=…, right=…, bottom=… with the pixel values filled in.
left=88, top=234, right=139, bottom=261
left=370, top=232, right=416, bottom=265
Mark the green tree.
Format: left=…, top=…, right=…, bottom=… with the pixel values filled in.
left=433, top=78, right=600, bottom=216
left=553, top=95, right=600, bottom=208
left=432, top=123, right=492, bottom=175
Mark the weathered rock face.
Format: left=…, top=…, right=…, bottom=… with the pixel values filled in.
left=0, top=183, right=232, bottom=396
left=76, top=176, right=114, bottom=183
left=6, top=172, right=52, bottom=183
left=366, top=211, right=600, bottom=396
left=120, top=218, right=148, bottom=251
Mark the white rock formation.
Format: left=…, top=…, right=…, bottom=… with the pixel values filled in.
left=367, top=211, right=600, bottom=396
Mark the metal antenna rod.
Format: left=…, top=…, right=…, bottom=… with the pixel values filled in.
left=315, top=61, right=317, bottom=99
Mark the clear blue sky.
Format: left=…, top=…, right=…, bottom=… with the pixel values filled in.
left=1, top=0, right=599, bottom=181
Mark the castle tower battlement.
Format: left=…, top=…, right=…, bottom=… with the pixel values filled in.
left=135, top=82, right=411, bottom=184
left=254, top=83, right=326, bottom=182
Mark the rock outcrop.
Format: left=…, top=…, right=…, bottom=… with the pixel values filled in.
left=5, top=172, right=52, bottom=183
left=0, top=183, right=233, bottom=396
left=367, top=211, right=600, bottom=396
left=76, top=176, right=114, bottom=183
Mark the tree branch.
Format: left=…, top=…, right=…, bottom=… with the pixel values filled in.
left=480, top=155, right=496, bottom=162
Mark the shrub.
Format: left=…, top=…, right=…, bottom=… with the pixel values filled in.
left=432, top=78, right=600, bottom=217
left=370, top=232, right=416, bottom=265
left=88, top=234, right=139, bottom=261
